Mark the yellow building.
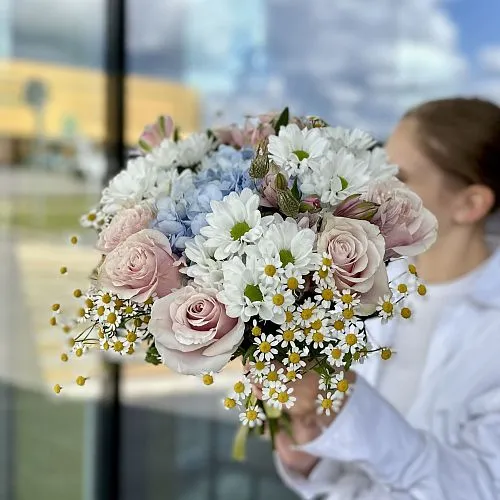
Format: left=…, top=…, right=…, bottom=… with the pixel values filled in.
left=0, top=59, right=200, bottom=163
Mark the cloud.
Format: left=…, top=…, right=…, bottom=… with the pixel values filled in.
left=478, top=46, right=500, bottom=74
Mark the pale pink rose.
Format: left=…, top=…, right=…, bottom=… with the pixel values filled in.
left=317, top=215, right=389, bottom=315
left=149, top=286, right=245, bottom=375
left=98, top=229, right=183, bottom=303
left=297, top=213, right=321, bottom=232
left=215, top=117, right=274, bottom=149
left=138, top=115, right=174, bottom=153
left=365, top=179, right=438, bottom=258
left=96, top=205, right=155, bottom=254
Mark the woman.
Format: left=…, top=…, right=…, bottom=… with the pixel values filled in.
left=272, top=98, right=500, bottom=499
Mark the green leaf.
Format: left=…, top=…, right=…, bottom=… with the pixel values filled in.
left=173, top=127, right=181, bottom=142
left=145, top=343, right=161, bottom=366
left=274, top=107, right=290, bottom=134
left=243, top=345, right=257, bottom=364
left=268, top=418, right=280, bottom=450
left=291, top=178, right=301, bottom=201
left=339, top=175, right=349, bottom=191
left=232, top=424, right=250, bottom=462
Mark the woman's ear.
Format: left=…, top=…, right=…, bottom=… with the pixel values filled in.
left=453, top=185, right=496, bottom=224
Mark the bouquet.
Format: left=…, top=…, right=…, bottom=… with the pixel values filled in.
left=51, top=108, right=437, bottom=458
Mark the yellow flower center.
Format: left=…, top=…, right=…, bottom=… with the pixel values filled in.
left=301, top=308, right=314, bottom=320
left=264, top=264, right=277, bottom=277
left=85, top=298, right=94, bottom=309
left=333, top=320, right=345, bottom=331
left=287, top=277, right=299, bottom=290
left=259, top=341, right=271, bottom=353
left=401, top=307, right=412, bottom=319
left=397, top=284, right=408, bottom=294
left=311, top=319, right=323, bottom=330
left=124, top=305, right=134, bottom=315
left=277, top=392, right=289, bottom=403
left=322, top=256, right=333, bottom=267
left=60, top=353, right=68, bottom=362
left=97, top=306, right=105, bottom=316
left=382, top=302, right=393, bottom=314
left=202, top=374, right=214, bottom=386
left=254, top=361, right=266, bottom=371
left=52, top=303, right=60, bottom=312
left=76, top=376, right=87, bottom=387
left=408, top=264, right=417, bottom=275
left=343, top=308, right=354, bottom=319
left=126, top=331, right=137, bottom=343
left=285, top=310, right=294, bottom=323
left=331, top=348, right=342, bottom=360
left=107, top=312, right=117, bottom=324
left=224, top=398, right=236, bottom=409
left=246, top=409, right=258, bottom=421
left=312, top=332, right=324, bottom=343
left=318, top=268, right=329, bottom=279
left=381, top=348, right=392, bottom=360
left=345, top=333, right=357, bottom=346
left=282, top=329, right=295, bottom=342
left=113, top=341, right=124, bottom=352
left=321, top=398, right=333, bottom=409
left=286, top=370, right=297, bottom=381
left=267, top=371, right=278, bottom=382
left=77, top=308, right=85, bottom=318
left=73, top=289, right=82, bottom=298
left=87, top=213, right=97, bottom=221
left=102, top=294, right=112, bottom=304
left=289, top=352, right=300, bottom=364
left=417, top=284, right=427, bottom=296
left=341, top=294, right=353, bottom=304
left=75, top=348, right=83, bottom=358
left=234, top=381, right=245, bottom=393
left=337, top=379, right=349, bottom=393
left=127, top=346, right=135, bottom=355
left=251, top=325, right=262, bottom=336
left=102, top=342, right=110, bottom=351
left=322, top=289, right=334, bottom=301
left=273, top=294, right=285, bottom=306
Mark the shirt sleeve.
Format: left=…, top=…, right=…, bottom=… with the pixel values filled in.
left=296, top=375, right=500, bottom=500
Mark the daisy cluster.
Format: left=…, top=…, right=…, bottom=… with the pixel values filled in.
left=52, top=109, right=437, bottom=441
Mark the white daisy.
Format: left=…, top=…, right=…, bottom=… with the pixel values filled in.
left=254, top=334, right=279, bottom=362
left=239, top=405, right=266, bottom=428
left=217, top=256, right=273, bottom=322
left=283, top=345, right=308, bottom=370
left=262, top=364, right=285, bottom=387
left=323, top=344, right=347, bottom=369
left=339, top=326, right=366, bottom=353
left=71, top=342, right=88, bottom=357
left=148, top=138, right=179, bottom=170
left=80, top=207, right=105, bottom=230
left=268, top=124, right=329, bottom=176
left=176, top=133, right=216, bottom=167
left=284, top=368, right=303, bottom=383
left=108, top=336, right=128, bottom=356
left=332, top=371, right=353, bottom=396
left=231, top=378, right=252, bottom=402
left=272, top=386, right=297, bottom=410
left=266, top=288, right=296, bottom=324
left=294, top=298, right=316, bottom=327
left=377, top=294, right=396, bottom=321
left=184, top=235, right=224, bottom=290
left=315, top=281, right=337, bottom=309
left=276, top=325, right=305, bottom=348
left=281, top=265, right=306, bottom=292
left=257, top=254, right=284, bottom=287
left=281, top=306, right=297, bottom=328
left=306, top=328, right=329, bottom=350
left=200, top=188, right=269, bottom=260
left=249, top=360, right=270, bottom=383
left=335, top=289, right=361, bottom=310
left=262, top=384, right=281, bottom=403
left=317, top=391, right=344, bottom=416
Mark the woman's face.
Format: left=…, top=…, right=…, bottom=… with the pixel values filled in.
left=385, top=118, right=458, bottom=236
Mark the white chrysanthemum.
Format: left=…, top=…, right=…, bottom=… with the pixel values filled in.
left=268, top=123, right=329, bottom=176
left=247, top=216, right=319, bottom=275
left=176, top=133, right=216, bottom=167
left=201, top=188, right=269, bottom=261
left=100, top=156, right=158, bottom=215
left=300, top=147, right=397, bottom=206
left=184, top=235, right=224, bottom=290
left=149, top=138, right=179, bottom=170
left=239, top=405, right=265, bottom=427
left=320, top=126, right=376, bottom=152
left=217, top=256, right=273, bottom=321
left=155, top=168, right=194, bottom=202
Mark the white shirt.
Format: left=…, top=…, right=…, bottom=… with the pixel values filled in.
left=277, top=246, right=500, bottom=500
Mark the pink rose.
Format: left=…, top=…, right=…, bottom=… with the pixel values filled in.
left=317, top=215, right=389, bottom=314
left=214, top=118, right=274, bottom=149
left=138, top=115, right=174, bottom=153
left=149, top=286, right=245, bottom=375
left=365, top=179, right=438, bottom=259
left=96, top=204, right=154, bottom=254
left=98, top=229, right=183, bottom=303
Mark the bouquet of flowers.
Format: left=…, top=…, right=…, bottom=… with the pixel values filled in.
left=52, top=108, right=437, bottom=457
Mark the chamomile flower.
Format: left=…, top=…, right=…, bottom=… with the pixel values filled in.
left=262, top=383, right=284, bottom=403
left=377, top=294, right=395, bottom=321
left=218, top=255, right=274, bottom=322
left=71, top=342, right=88, bottom=358
left=80, top=207, right=105, bottom=229
left=317, top=392, right=344, bottom=416
left=232, top=378, right=252, bottom=402
left=294, top=298, right=316, bottom=327
left=336, top=289, right=360, bottom=310
left=276, top=325, right=304, bottom=348
left=239, top=405, right=266, bottom=427
left=108, top=336, right=127, bottom=355
left=309, top=308, right=330, bottom=333
left=283, top=345, right=308, bottom=370
left=318, top=373, right=334, bottom=391
left=315, top=281, right=337, bottom=308
left=306, top=329, right=329, bottom=349
left=338, top=326, right=366, bottom=353
left=319, top=252, right=334, bottom=272
left=257, top=255, right=283, bottom=287
left=200, top=188, right=269, bottom=260
left=268, top=124, right=329, bottom=176
left=332, top=371, right=352, bottom=395
left=281, top=266, right=306, bottom=292
left=266, top=288, right=295, bottom=324
left=282, top=306, right=297, bottom=327
left=99, top=337, right=111, bottom=351
left=284, top=368, right=303, bottom=383
left=272, top=386, right=297, bottom=410
left=262, top=364, right=285, bottom=387
left=254, top=334, right=279, bottom=362
left=249, top=360, right=269, bottom=383
left=323, top=344, right=347, bottom=369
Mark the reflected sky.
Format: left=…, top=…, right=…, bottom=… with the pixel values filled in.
left=7, top=0, right=500, bottom=135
